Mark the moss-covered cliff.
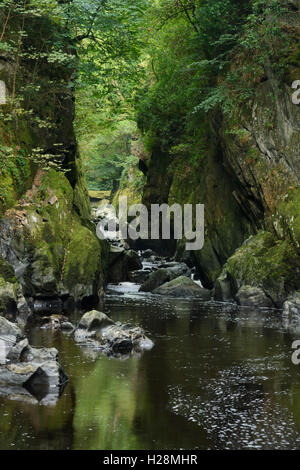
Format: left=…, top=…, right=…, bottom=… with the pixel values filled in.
left=0, top=6, right=108, bottom=319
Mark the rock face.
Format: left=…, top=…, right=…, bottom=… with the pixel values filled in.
left=0, top=10, right=109, bottom=320
left=74, top=310, right=154, bottom=356
left=108, top=249, right=142, bottom=283
left=0, top=317, right=67, bottom=403
left=153, top=276, right=211, bottom=299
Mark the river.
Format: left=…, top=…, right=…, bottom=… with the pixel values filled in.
left=1, top=282, right=300, bottom=450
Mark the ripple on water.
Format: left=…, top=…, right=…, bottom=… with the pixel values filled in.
left=168, top=362, right=300, bottom=450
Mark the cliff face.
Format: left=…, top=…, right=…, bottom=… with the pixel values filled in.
left=216, top=45, right=300, bottom=307
left=0, top=9, right=108, bottom=320
left=140, top=6, right=300, bottom=307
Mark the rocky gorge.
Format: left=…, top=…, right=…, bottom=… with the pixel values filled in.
left=0, top=0, right=300, bottom=451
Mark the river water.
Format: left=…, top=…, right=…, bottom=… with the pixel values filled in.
left=1, top=283, right=300, bottom=450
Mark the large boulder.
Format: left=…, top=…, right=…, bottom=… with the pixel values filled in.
left=78, top=310, right=114, bottom=330
left=75, top=310, right=154, bottom=356
left=153, top=276, right=211, bottom=299
left=139, top=269, right=170, bottom=293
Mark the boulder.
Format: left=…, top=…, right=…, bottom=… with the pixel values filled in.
left=153, top=276, right=211, bottom=299
left=79, top=310, right=114, bottom=330
left=139, top=269, right=170, bottom=293
left=236, top=286, right=274, bottom=308
left=0, top=317, right=67, bottom=403
left=0, top=316, right=21, bottom=337
left=75, top=310, right=154, bottom=356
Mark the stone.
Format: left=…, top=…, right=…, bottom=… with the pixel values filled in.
left=78, top=310, right=114, bottom=330
left=158, top=262, right=191, bottom=280
left=142, top=249, right=154, bottom=259
left=214, top=270, right=235, bottom=302
left=153, top=275, right=211, bottom=299
left=139, top=269, right=170, bottom=293
left=236, top=286, right=274, bottom=308
left=75, top=310, right=154, bottom=356
left=108, top=249, right=142, bottom=283
left=0, top=316, right=21, bottom=337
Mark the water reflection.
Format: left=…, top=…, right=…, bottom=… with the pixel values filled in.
left=1, top=293, right=300, bottom=449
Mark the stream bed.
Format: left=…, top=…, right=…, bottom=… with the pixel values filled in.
left=1, top=283, right=300, bottom=450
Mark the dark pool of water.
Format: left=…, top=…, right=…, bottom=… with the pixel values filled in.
left=1, top=285, right=300, bottom=450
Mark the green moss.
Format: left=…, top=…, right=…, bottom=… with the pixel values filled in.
left=0, top=256, right=17, bottom=284
left=63, top=216, right=103, bottom=290
left=276, top=187, right=300, bottom=254
left=224, top=231, right=300, bottom=306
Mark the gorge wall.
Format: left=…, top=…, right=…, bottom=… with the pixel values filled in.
left=139, top=5, right=300, bottom=308
left=0, top=8, right=108, bottom=322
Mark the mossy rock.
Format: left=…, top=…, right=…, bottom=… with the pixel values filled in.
left=153, top=275, right=211, bottom=299
left=222, top=231, right=300, bottom=307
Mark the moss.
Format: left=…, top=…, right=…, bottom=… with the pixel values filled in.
left=63, top=216, right=103, bottom=291
left=224, top=231, right=300, bottom=306
left=0, top=256, right=17, bottom=284
left=276, top=187, right=300, bottom=254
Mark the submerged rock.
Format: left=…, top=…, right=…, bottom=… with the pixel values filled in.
left=153, top=275, right=211, bottom=299
left=74, top=310, right=154, bottom=356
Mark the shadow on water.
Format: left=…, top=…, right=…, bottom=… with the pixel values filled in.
left=1, top=287, right=300, bottom=449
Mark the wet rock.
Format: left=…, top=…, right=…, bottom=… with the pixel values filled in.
left=108, top=249, right=142, bottom=283
left=158, top=262, right=191, bottom=280
left=0, top=278, right=18, bottom=321
left=39, top=314, right=75, bottom=331
left=78, top=310, right=114, bottom=330
left=0, top=317, right=67, bottom=403
left=0, top=316, right=21, bottom=337
left=75, top=310, right=154, bottom=356
left=142, top=249, right=154, bottom=259
left=236, top=286, right=274, bottom=308
left=153, top=275, right=211, bottom=299
left=283, top=292, right=300, bottom=316
left=139, top=269, right=170, bottom=293
left=32, top=298, right=63, bottom=315
left=128, top=269, right=151, bottom=284
left=214, top=271, right=235, bottom=302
